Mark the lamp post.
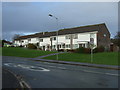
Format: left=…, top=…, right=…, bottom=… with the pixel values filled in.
left=49, top=14, right=59, bottom=60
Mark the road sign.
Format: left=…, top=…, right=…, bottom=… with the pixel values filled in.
left=90, top=38, right=94, bottom=44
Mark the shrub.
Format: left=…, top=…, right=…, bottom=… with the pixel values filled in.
left=67, top=49, right=76, bottom=52
left=93, top=46, right=105, bottom=53
left=93, top=48, right=98, bottom=53
left=38, top=48, right=42, bottom=50
left=27, top=43, right=37, bottom=49
left=84, top=48, right=91, bottom=53
left=98, top=46, right=105, bottom=52
left=19, top=45, right=24, bottom=47
left=75, top=46, right=105, bottom=54
left=75, top=47, right=85, bottom=53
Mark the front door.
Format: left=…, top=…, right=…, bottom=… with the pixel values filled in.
left=43, top=46, right=45, bottom=51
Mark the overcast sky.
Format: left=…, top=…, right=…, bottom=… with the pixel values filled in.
left=2, top=2, right=118, bottom=41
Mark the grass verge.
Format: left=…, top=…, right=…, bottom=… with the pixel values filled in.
left=2, top=47, right=56, bottom=58
left=43, top=52, right=118, bottom=65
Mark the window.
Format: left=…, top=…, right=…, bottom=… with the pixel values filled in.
left=36, top=38, right=40, bottom=41
left=79, top=44, right=82, bottom=47
left=59, top=45, right=61, bottom=48
left=65, top=35, right=70, bottom=39
left=66, top=45, right=68, bottom=48
left=66, top=44, right=70, bottom=48
left=40, top=39, right=43, bottom=42
left=52, top=37, right=56, bottom=40
left=73, top=34, right=78, bottom=39
left=90, top=33, right=95, bottom=38
left=74, top=44, right=78, bottom=48
left=68, top=44, right=70, bottom=48
left=79, top=44, right=85, bottom=48
left=104, top=34, right=106, bottom=37
left=62, top=44, right=65, bottom=48
left=28, top=39, right=31, bottom=42
left=83, top=44, right=85, bottom=48
left=54, top=45, right=56, bottom=48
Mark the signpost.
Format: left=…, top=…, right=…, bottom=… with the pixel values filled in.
left=90, top=38, right=96, bottom=63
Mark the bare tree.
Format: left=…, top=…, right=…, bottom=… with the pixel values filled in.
left=111, top=32, right=120, bottom=48
left=12, top=34, right=21, bottom=41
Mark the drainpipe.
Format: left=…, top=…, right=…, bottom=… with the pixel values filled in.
left=50, top=37, right=52, bottom=51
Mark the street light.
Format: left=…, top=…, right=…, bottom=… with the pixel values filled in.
left=49, top=14, right=59, bottom=60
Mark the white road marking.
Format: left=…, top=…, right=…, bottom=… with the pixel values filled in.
left=4, top=63, right=119, bottom=76
left=83, top=70, right=119, bottom=76
left=105, top=73, right=119, bottom=76
left=4, top=63, right=50, bottom=72
left=36, top=64, right=119, bottom=76
left=36, top=64, right=67, bottom=69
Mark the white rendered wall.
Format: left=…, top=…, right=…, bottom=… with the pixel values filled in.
left=14, top=31, right=98, bottom=49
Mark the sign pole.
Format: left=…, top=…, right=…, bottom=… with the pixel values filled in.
left=91, top=48, right=93, bottom=63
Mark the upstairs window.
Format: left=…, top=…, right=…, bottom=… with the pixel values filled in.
left=52, top=37, right=56, bottom=41
left=73, top=34, right=78, bottom=39
left=65, top=35, right=70, bottom=39
left=90, top=33, right=95, bottom=38
left=28, top=39, right=31, bottom=41
left=40, top=39, right=43, bottom=42
left=36, top=38, right=40, bottom=41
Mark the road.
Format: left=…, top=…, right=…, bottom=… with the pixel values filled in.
left=2, top=56, right=119, bottom=88
left=2, top=69, right=21, bottom=89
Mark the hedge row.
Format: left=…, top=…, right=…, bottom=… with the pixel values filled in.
left=75, top=46, right=105, bottom=54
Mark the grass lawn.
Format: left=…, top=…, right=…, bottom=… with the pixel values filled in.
left=43, top=52, right=118, bottom=65
left=2, top=47, right=56, bottom=58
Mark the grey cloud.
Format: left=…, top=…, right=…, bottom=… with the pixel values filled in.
left=2, top=2, right=118, bottom=41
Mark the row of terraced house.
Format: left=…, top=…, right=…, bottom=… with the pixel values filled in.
left=14, top=23, right=111, bottom=51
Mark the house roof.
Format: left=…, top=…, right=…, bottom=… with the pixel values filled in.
left=15, top=23, right=107, bottom=40
left=2, top=40, right=12, bottom=44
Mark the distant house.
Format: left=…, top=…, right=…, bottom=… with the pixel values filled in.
left=14, top=23, right=111, bottom=51
left=2, top=40, right=12, bottom=47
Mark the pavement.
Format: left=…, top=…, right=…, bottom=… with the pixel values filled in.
left=30, top=52, right=120, bottom=70
left=2, top=56, right=119, bottom=88
left=35, top=52, right=65, bottom=59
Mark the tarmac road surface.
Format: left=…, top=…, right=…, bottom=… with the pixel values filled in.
left=2, top=56, right=119, bottom=88
left=2, top=69, right=21, bottom=89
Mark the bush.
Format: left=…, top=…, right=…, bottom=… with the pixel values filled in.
left=58, top=49, right=64, bottom=52
left=67, top=49, right=76, bottom=52
left=19, top=45, right=24, bottom=47
left=75, top=46, right=105, bottom=54
left=38, top=48, right=42, bottom=50
left=75, top=47, right=91, bottom=54
left=84, top=48, right=91, bottom=53
left=27, top=43, right=37, bottom=49
left=75, top=47, right=85, bottom=53
left=93, top=46, right=105, bottom=53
